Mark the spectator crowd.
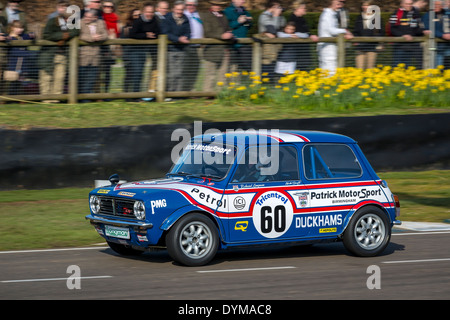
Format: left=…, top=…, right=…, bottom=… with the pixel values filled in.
left=0, top=0, right=449, bottom=102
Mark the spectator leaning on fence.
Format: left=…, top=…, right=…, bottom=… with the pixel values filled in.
left=275, top=21, right=310, bottom=76
left=224, top=0, right=253, bottom=72
left=389, top=0, right=427, bottom=68
left=199, top=0, right=233, bottom=92
left=182, top=0, right=203, bottom=92
left=353, top=0, right=384, bottom=69
left=161, top=0, right=191, bottom=93
left=99, top=1, right=120, bottom=94
left=288, top=1, right=318, bottom=71
left=0, top=0, right=27, bottom=31
left=129, top=2, right=160, bottom=94
left=257, top=1, right=286, bottom=79
left=0, top=2, right=7, bottom=97
left=258, top=0, right=286, bottom=34
left=5, top=20, right=33, bottom=95
left=423, top=0, right=450, bottom=68
left=318, top=0, right=353, bottom=76
left=38, top=0, right=79, bottom=103
left=120, top=8, right=140, bottom=95
left=336, top=0, right=350, bottom=29
left=81, top=0, right=103, bottom=19
left=78, top=9, right=108, bottom=98
left=155, top=0, right=170, bottom=24
left=48, top=0, right=72, bottom=20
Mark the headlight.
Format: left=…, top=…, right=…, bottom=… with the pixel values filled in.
left=90, top=195, right=100, bottom=214
left=134, top=201, right=146, bottom=220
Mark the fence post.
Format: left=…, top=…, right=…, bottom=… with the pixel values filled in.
left=337, top=34, right=345, bottom=68
left=423, top=34, right=433, bottom=69
left=156, top=35, right=168, bottom=102
left=68, top=37, right=79, bottom=104
left=252, top=40, right=262, bottom=76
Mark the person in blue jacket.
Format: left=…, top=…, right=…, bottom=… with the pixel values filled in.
left=423, top=0, right=450, bottom=68
left=5, top=20, right=33, bottom=95
left=160, top=0, right=191, bottom=92
left=224, top=0, right=253, bottom=72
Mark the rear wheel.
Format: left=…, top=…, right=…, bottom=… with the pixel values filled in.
left=343, top=206, right=391, bottom=257
left=166, top=213, right=219, bottom=266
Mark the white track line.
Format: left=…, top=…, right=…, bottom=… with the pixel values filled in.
left=382, top=258, right=450, bottom=264
left=392, top=231, right=450, bottom=236
left=0, top=246, right=108, bottom=254
left=1, top=275, right=112, bottom=283
left=197, top=266, right=296, bottom=273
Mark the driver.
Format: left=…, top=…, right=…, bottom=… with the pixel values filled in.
left=233, top=154, right=273, bottom=182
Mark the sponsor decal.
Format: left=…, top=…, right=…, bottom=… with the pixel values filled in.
left=190, top=187, right=227, bottom=209
left=295, top=214, right=343, bottom=229
left=310, top=188, right=382, bottom=200
left=253, top=191, right=294, bottom=239
left=118, top=191, right=136, bottom=197
left=185, top=143, right=233, bottom=155
left=294, top=192, right=309, bottom=208
left=234, top=221, right=248, bottom=232
left=319, top=227, right=337, bottom=233
left=233, top=196, right=246, bottom=210
left=97, top=189, right=110, bottom=194
left=137, top=235, right=148, bottom=242
left=255, top=192, right=288, bottom=207
left=150, top=199, right=167, bottom=214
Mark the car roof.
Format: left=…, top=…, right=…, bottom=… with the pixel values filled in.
left=193, top=130, right=356, bottom=146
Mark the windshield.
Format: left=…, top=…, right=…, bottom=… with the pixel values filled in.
left=169, top=142, right=237, bottom=180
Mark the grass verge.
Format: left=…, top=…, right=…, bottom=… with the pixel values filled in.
left=0, top=99, right=449, bottom=130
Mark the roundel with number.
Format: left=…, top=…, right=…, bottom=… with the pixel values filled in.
left=252, top=191, right=294, bottom=238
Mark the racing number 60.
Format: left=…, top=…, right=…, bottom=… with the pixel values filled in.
left=261, top=205, right=286, bottom=233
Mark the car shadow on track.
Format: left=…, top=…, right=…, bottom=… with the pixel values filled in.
left=209, top=241, right=405, bottom=266
left=99, top=241, right=405, bottom=266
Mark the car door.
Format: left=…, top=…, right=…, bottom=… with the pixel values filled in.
left=226, top=144, right=309, bottom=243
left=299, top=143, right=374, bottom=237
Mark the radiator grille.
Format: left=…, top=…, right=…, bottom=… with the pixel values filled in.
left=98, top=196, right=136, bottom=219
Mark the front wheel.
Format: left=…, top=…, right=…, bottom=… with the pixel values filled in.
left=343, top=206, right=391, bottom=257
left=166, top=213, right=219, bottom=266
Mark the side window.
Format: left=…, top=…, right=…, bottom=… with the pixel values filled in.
left=303, top=144, right=362, bottom=180
left=232, top=145, right=299, bottom=183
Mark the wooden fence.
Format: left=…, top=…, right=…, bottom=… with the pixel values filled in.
left=0, top=34, right=443, bottom=104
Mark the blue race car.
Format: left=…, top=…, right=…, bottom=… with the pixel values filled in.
left=86, top=130, right=401, bottom=266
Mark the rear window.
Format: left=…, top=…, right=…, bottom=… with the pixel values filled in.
left=303, top=144, right=362, bottom=180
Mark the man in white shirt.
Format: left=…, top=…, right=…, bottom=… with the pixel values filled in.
left=182, top=0, right=204, bottom=91
left=318, top=0, right=353, bottom=75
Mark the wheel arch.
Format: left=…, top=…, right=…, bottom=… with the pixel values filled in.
left=341, top=202, right=392, bottom=236
left=159, top=205, right=227, bottom=246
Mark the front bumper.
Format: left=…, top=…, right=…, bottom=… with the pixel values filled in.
left=85, top=214, right=153, bottom=232
left=86, top=214, right=160, bottom=247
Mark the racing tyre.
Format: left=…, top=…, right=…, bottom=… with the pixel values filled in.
left=166, top=213, right=219, bottom=266
left=343, top=206, right=391, bottom=257
left=107, top=241, right=143, bottom=256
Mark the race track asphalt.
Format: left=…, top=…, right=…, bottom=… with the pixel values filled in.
left=1, top=226, right=449, bottom=302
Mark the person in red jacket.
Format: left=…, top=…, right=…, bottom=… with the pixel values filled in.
left=98, top=1, right=121, bottom=95
left=389, top=0, right=427, bottom=68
